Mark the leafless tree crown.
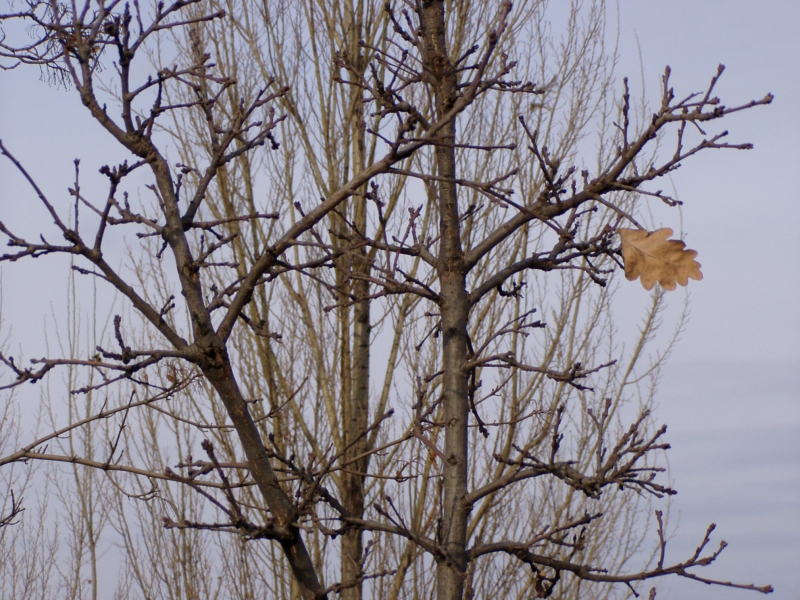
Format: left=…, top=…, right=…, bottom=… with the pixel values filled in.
left=0, top=1, right=772, bottom=599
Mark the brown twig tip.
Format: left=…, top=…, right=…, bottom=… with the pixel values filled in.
left=0, top=489, right=25, bottom=529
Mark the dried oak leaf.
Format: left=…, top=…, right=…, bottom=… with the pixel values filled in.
left=618, top=227, right=703, bottom=291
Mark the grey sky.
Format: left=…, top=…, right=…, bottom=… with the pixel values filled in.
left=616, top=2, right=800, bottom=598
left=0, top=1, right=797, bottom=598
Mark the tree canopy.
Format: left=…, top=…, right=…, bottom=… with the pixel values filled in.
left=0, top=1, right=773, bottom=599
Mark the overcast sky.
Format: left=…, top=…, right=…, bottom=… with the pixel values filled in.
left=0, top=1, right=798, bottom=599
left=616, top=2, right=800, bottom=598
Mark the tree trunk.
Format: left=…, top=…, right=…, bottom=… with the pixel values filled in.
left=341, top=3, right=370, bottom=596
left=341, top=273, right=370, bottom=600
left=148, top=146, right=327, bottom=600
left=341, top=197, right=371, bottom=600
left=420, top=3, right=471, bottom=599
left=199, top=337, right=327, bottom=600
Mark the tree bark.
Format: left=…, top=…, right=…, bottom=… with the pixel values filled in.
left=199, top=336, right=327, bottom=600
left=420, top=3, right=471, bottom=599
left=342, top=270, right=370, bottom=600
left=152, top=153, right=327, bottom=600
left=342, top=3, right=371, bottom=596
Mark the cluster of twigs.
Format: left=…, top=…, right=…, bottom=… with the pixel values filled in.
left=0, top=1, right=774, bottom=598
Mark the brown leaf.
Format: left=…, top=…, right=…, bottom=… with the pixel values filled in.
left=618, top=227, right=703, bottom=291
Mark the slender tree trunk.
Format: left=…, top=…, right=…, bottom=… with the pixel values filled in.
left=420, top=3, right=471, bottom=599
left=342, top=267, right=370, bottom=600
left=342, top=229, right=370, bottom=599
left=199, top=341, right=326, bottom=600
left=342, top=3, right=371, bottom=596
left=147, top=147, right=327, bottom=600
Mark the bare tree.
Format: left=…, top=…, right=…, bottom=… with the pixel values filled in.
left=0, top=1, right=773, bottom=599
left=0, top=334, right=59, bottom=598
